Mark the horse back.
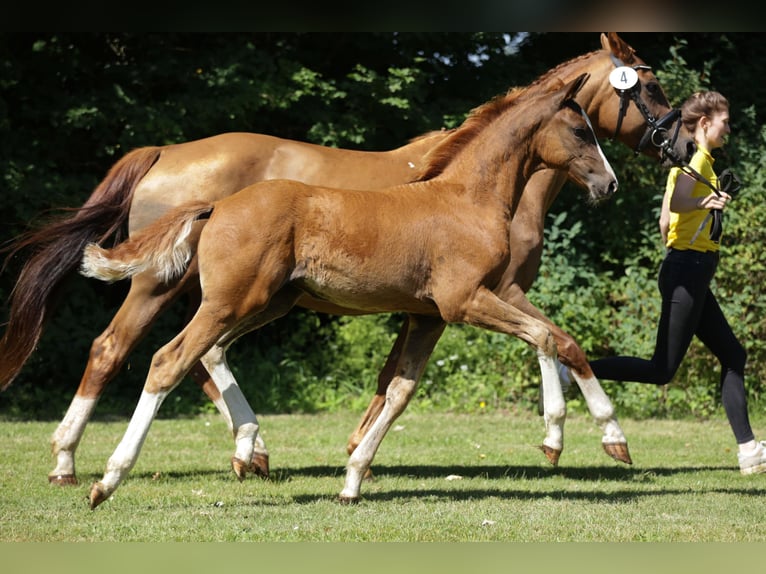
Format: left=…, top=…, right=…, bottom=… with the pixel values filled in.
left=128, top=132, right=438, bottom=234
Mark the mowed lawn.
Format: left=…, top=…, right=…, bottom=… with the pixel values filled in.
left=2, top=409, right=766, bottom=543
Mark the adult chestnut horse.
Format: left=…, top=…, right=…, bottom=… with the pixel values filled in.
left=0, top=33, right=692, bottom=486
left=80, top=74, right=618, bottom=508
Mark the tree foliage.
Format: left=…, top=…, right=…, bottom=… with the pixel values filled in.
left=1, top=33, right=764, bottom=421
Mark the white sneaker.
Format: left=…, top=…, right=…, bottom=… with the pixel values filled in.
left=738, top=441, right=766, bottom=475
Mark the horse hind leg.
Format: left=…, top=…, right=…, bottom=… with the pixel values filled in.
left=339, top=315, right=445, bottom=503
left=49, top=273, right=182, bottom=486
left=346, top=317, right=412, bottom=456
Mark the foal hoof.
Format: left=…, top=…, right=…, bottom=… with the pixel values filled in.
left=231, top=456, right=249, bottom=481
left=539, top=444, right=562, bottom=466
left=48, top=473, right=78, bottom=486
left=89, top=482, right=110, bottom=510
left=337, top=495, right=360, bottom=505
left=603, top=442, right=633, bottom=465
left=249, top=453, right=270, bottom=479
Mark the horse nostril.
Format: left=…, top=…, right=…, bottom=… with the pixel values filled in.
left=609, top=180, right=618, bottom=196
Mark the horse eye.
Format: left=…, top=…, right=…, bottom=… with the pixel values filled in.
left=645, top=82, right=660, bottom=98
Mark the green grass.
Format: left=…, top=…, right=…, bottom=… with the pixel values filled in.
left=2, top=409, right=766, bottom=542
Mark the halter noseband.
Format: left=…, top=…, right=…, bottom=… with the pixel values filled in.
left=609, top=54, right=683, bottom=163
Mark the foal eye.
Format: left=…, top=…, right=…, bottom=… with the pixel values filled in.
left=573, top=126, right=589, bottom=141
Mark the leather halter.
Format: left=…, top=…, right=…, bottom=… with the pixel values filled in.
left=609, top=54, right=682, bottom=162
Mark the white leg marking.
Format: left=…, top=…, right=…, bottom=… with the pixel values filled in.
left=539, top=349, right=565, bottom=452
left=200, top=346, right=259, bottom=464
left=50, top=396, right=99, bottom=479
left=571, top=371, right=626, bottom=444
left=99, top=390, right=166, bottom=496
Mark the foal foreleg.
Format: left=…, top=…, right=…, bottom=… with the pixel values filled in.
left=339, top=315, right=446, bottom=503
left=504, top=286, right=631, bottom=464
left=457, top=287, right=565, bottom=463
left=532, top=320, right=631, bottom=464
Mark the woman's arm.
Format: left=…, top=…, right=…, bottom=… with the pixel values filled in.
left=669, top=172, right=731, bottom=212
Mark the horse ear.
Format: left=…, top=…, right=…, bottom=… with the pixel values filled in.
left=603, top=32, right=637, bottom=65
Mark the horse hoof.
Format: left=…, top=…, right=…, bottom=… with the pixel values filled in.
left=337, top=495, right=360, bottom=505
left=48, top=473, right=78, bottom=486
left=249, top=453, right=270, bottom=479
left=603, top=442, right=632, bottom=465
left=231, top=456, right=249, bottom=481
left=539, top=444, right=561, bottom=466
left=89, top=482, right=110, bottom=510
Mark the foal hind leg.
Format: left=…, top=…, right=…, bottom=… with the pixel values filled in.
left=184, top=287, right=269, bottom=478
left=89, top=284, right=301, bottom=508
left=89, top=305, right=233, bottom=509
left=49, top=272, right=185, bottom=485
left=340, top=315, right=446, bottom=503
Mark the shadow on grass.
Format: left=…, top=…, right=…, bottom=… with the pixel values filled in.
left=113, top=461, right=740, bottom=485
left=73, top=461, right=766, bottom=508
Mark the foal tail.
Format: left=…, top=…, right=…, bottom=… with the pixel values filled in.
left=81, top=201, right=214, bottom=285
left=0, top=146, right=162, bottom=391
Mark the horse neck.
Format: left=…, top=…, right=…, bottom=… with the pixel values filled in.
left=530, top=50, right=613, bottom=138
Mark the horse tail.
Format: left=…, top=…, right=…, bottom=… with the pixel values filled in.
left=81, top=201, right=214, bottom=285
left=0, top=146, right=162, bottom=391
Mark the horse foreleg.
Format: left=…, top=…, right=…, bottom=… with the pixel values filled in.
left=339, top=315, right=445, bottom=503
left=49, top=273, right=182, bottom=486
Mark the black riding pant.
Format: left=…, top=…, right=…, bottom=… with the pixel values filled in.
left=590, top=248, right=752, bottom=444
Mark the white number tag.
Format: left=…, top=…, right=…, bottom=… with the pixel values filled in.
left=609, top=66, right=639, bottom=90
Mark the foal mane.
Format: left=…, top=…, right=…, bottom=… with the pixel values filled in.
left=415, top=46, right=608, bottom=182
left=416, top=87, right=530, bottom=181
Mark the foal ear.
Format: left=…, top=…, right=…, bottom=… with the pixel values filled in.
left=602, top=32, right=637, bottom=65
left=562, top=73, right=590, bottom=102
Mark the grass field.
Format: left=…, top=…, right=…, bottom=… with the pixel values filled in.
left=2, top=409, right=766, bottom=543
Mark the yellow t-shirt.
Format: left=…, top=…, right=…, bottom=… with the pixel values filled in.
left=665, top=147, right=720, bottom=252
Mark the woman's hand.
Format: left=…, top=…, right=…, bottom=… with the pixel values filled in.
left=696, top=192, right=731, bottom=210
